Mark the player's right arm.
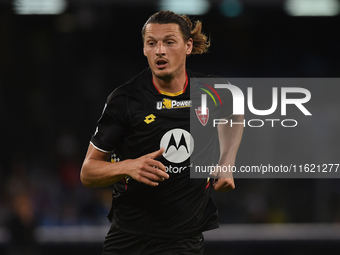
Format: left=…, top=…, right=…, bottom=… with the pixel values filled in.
left=80, top=144, right=169, bottom=188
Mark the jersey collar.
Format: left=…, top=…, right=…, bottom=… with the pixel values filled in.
left=152, top=71, right=188, bottom=97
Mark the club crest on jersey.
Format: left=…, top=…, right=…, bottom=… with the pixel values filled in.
left=156, top=98, right=192, bottom=110
left=195, top=106, right=209, bottom=126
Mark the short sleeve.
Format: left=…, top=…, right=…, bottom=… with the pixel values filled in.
left=90, top=90, right=128, bottom=153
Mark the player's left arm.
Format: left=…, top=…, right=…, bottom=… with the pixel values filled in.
left=213, top=114, right=244, bottom=192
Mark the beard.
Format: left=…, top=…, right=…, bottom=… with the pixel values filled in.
left=152, top=61, right=185, bottom=84
left=153, top=70, right=174, bottom=82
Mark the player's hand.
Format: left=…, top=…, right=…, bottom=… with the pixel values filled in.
left=213, top=178, right=235, bottom=192
left=127, top=148, right=169, bottom=186
left=210, top=163, right=235, bottom=192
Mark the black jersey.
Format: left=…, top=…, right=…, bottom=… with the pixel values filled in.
left=91, top=68, right=232, bottom=238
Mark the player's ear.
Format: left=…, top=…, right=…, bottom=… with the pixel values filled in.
left=186, top=38, right=193, bottom=55
left=143, top=45, right=147, bottom=57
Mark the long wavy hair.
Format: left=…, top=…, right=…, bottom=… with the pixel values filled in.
left=142, top=10, right=210, bottom=55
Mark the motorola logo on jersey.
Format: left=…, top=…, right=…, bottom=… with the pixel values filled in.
left=160, top=128, right=194, bottom=163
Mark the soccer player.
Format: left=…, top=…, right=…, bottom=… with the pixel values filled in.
left=80, top=10, right=244, bottom=255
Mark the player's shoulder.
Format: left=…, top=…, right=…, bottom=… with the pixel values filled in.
left=187, top=69, right=232, bottom=100
left=187, top=69, right=221, bottom=79
left=187, top=69, right=225, bottom=91
left=107, top=68, right=151, bottom=102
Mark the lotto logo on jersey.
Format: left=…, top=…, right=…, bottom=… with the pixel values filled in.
left=156, top=98, right=192, bottom=110
left=144, top=114, right=156, bottom=124
left=160, top=128, right=194, bottom=163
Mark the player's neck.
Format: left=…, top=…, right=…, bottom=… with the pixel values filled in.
left=153, top=69, right=187, bottom=94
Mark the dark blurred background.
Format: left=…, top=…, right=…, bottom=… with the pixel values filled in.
left=0, top=0, right=340, bottom=254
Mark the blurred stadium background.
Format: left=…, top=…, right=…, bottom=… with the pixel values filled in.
left=0, top=0, right=340, bottom=254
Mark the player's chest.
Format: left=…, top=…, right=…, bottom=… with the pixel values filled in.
left=127, top=93, right=191, bottom=133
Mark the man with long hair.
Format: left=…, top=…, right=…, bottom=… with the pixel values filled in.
left=81, top=10, right=243, bottom=255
